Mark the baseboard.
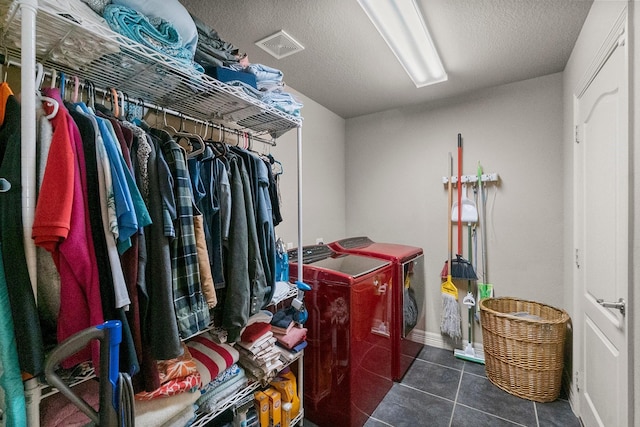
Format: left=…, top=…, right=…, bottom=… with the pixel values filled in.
left=407, top=328, right=485, bottom=354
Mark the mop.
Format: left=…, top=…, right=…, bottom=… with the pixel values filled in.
left=453, top=187, right=484, bottom=364
left=441, top=153, right=461, bottom=339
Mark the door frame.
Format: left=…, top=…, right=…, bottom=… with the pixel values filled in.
left=571, top=4, right=633, bottom=424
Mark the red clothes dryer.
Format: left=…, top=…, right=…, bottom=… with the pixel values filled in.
left=289, top=245, right=394, bottom=427
left=328, top=237, right=425, bottom=381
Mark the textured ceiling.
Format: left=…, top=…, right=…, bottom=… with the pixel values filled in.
left=179, top=0, right=593, bottom=119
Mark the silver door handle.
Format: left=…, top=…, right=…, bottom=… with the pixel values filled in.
left=596, top=297, right=626, bottom=316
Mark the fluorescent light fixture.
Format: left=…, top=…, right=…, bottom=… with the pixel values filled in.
left=357, top=0, right=447, bottom=87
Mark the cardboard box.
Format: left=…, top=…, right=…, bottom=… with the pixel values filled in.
left=254, top=390, right=270, bottom=427
left=281, top=402, right=293, bottom=427
left=263, top=388, right=282, bottom=427
left=270, top=371, right=299, bottom=417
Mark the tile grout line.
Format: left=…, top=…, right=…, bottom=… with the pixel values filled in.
left=398, top=382, right=455, bottom=404
left=414, top=355, right=464, bottom=374
left=534, top=402, right=540, bottom=427
left=448, top=362, right=465, bottom=427
left=454, top=401, right=529, bottom=427
left=365, top=415, right=393, bottom=427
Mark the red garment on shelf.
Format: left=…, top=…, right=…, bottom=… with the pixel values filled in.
left=240, top=321, right=271, bottom=343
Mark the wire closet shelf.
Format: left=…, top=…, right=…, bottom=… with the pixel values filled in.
left=0, top=0, right=302, bottom=139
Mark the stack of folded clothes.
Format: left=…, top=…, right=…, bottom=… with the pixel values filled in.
left=224, top=62, right=303, bottom=117
left=134, top=343, right=200, bottom=401
left=135, top=389, right=200, bottom=427
left=185, top=331, right=248, bottom=414
left=236, top=321, right=283, bottom=383
left=133, top=343, right=201, bottom=426
left=271, top=307, right=307, bottom=354
left=101, top=0, right=203, bottom=72
left=192, top=15, right=243, bottom=69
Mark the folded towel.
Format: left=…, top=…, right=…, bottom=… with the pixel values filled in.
left=157, top=343, right=197, bottom=385
left=197, top=370, right=248, bottom=413
left=186, top=334, right=239, bottom=386
left=241, top=321, right=272, bottom=343
left=237, top=333, right=275, bottom=354
left=200, top=363, right=241, bottom=395
left=291, top=340, right=307, bottom=353
left=112, top=0, right=198, bottom=55
left=261, top=91, right=303, bottom=117
left=134, top=372, right=200, bottom=400
left=135, top=389, right=199, bottom=427
left=274, top=327, right=307, bottom=350
left=271, top=307, right=295, bottom=329
left=103, top=4, right=203, bottom=72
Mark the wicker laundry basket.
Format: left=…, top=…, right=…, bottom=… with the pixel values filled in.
left=479, top=297, right=570, bottom=402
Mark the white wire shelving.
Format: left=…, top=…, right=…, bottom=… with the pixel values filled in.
left=0, top=0, right=302, bottom=138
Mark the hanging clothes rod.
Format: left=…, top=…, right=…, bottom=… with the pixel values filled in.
left=0, top=53, right=278, bottom=147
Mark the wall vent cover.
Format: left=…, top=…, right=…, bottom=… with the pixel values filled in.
left=255, top=30, right=304, bottom=59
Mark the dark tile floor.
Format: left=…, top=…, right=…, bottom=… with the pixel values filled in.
left=305, top=345, right=582, bottom=427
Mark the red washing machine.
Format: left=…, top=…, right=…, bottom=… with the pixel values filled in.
left=289, top=245, right=394, bottom=427
left=328, top=237, right=425, bottom=381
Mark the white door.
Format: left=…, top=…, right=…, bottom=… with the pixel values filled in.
left=574, top=16, right=629, bottom=427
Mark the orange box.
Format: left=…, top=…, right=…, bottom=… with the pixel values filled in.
left=254, top=390, right=270, bottom=427
left=263, top=388, right=282, bottom=427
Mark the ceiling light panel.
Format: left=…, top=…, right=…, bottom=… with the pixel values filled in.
left=358, top=0, right=447, bottom=87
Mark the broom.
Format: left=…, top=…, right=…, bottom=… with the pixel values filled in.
left=441, top=152, right=461, bottom=339
left=441, top=134, right=477, bottom=281
left=476, top=162, right=494, bottom=311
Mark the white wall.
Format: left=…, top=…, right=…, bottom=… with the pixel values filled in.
left=270, top=88, right=347, bottom=249
left=345, top=73, right=564, bottom=345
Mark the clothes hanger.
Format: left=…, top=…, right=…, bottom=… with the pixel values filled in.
left=162, top=108, right=179, bottom=134
left=87, top=81, right=96, bottom=111
left=72, top=76, right=79, bottom=103
left=36, top=63, right=59, bottom=120
left=205, top=122, right=227, bottom=158
left=120, top=91, right=126, bottom=120
left=100, top=85, right=107, bottom=107
left=132, top=97, right=145, bottom=126
left=262, top=147, right=284, bottom=176
left=109, top=87, right=120, bottom=118
left=59, top=72, right=66, bottom=100
left=272, top=156, right=284, bottom=176
left=189, top=119, right=207, bottom=158
left=205, top=122, right=228, bottom=158
left=49, top=67, right=57, bottom=89
left=201, top=121, right=209, bottom=141
left=1, top=54, right=7, bottom=83
left=153, top=105, right=160, bottom=128
left=172, top=113, right=205, bottom=158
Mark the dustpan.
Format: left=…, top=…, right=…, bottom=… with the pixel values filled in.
left=451, top=184, right=478, bottom=223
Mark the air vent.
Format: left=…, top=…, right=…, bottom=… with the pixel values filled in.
left=255, top=30, right=304, bottom=59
